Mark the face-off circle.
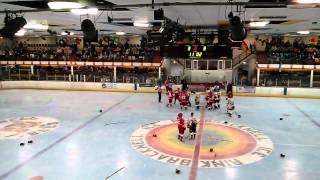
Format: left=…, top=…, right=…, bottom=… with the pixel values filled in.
left=0, top=117, right=59, bottom=139
left=130, top=120, right=273, bottom=168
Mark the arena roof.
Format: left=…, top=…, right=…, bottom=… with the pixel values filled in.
left=0, top=0, right=319, bottom=36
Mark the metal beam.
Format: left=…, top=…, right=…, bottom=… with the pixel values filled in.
left=0, top=2, right=287, bottom=13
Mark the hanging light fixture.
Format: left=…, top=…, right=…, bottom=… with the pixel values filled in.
left=116, top=32, right=126, bottom=35
left=249, top=21, right=270, bottom=27
left=134, top=21, right=150, bottom=27
left=296, top=0, right=320, bottom=4
left=48, top=1, right=82, bottom=10
left=71, top=8, right=98, bottom=15
left=297, top=30, right=310, bottom=34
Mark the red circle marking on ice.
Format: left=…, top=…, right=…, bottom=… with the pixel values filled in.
left=145, top=122, right=257, bottom=160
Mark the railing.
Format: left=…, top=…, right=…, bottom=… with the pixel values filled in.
left=0, top=55, right=155, bottom=63
left=235, top=76, right=320, bottom=88
left=232, top=50, right=253, bottom=67
left=258, top=77, right=312, bottom=87
left=0, top=69, right=159, bottom=85
left=0, top=60, right=162, bottom=68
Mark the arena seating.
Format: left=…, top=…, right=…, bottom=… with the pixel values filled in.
left=0, top=43, right=159, bottom=63
left=254, top=39, right=320, bottom=65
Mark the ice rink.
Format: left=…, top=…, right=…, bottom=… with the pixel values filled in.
left=0, top=89, right=320, bottom=180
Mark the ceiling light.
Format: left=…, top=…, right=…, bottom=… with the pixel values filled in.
left=296, top=0, right=320, bottom=4
left=297, top=30, right=310, bottom=34
left=24, top=23, right=49, bottom=30
left=116, top=32, right=125, bottom=35
left=70, top=32, right=74, bottom=35
left=48, top=1, right=82, bottom=10
left=249, top=21, right=270, bottom=27
left=71, top=8, right=98, bottom=15
left=134, top=22, right=150, bottom=27
left=61, top=32, right=68, bottom=35
left=15, top=29, right=26, bottom=36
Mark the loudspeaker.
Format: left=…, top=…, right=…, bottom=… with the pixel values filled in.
left=81, top=19, right=98, bottom=43
left=0, top=16, right=27, bottom=38
left=229, top=15, right=247, bottom=41
left=218, top=29, right=229, bottom=45
left=154, top=8, right=164, bottom=20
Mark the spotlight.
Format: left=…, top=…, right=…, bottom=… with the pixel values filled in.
left=159, top=18, right=185, bottom=43
left=228, top=12, right=234, bottom=19
left=154, top=8, right=164, bottom=20
left=0, top=15, right=27, bottom=38
left=81, top=19, right=97, bottom=42
left=228, top=13, right=247, bottom=41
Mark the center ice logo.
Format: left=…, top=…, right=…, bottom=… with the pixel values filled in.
left=130, top=120, right=273, bottom=168
left=0, top=116, right=59, bottom=139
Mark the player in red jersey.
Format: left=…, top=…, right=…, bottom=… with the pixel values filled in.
left=179, top=91, right=188, bottom=110
left=166, top=89, right=174, bottom=107
left=176, top=113, right=186, bottom=141
left=174, top=88, right=181, bottom=104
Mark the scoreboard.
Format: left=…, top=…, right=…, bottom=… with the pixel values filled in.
left=162, top=44, right=231, bottom=59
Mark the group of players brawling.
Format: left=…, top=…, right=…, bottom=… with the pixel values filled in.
left=165, top=81, right=235, bottom=115
left=176, top=112, right=197, bottom=141
left=163, top=80, right=236, bottom=142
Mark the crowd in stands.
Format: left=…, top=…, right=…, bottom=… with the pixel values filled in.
left=0, top=40, right=156, bottom=62
left=254, top=37, right=320, bottom=65
left=76, top=42, right=155, bottom=62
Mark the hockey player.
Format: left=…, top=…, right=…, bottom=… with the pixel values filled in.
left=213, top=83, right=220, bottom=92
left=164, top=79, right=171, bottom=92
left=206, top=90, right=213, bottom=110
left=217, top=88, right=221, bottom=108
left=213, top=92, right=220, bottom=109
left=174, top=88, right=181, bottom=104
left=195, top=94, right=200, bottom=110
left=179, top=91, right=188, bottom=110
left=187, top=112, right=198, bottom=140
left=187, top=91, right=191, bottom=106
left=177, top=113, right=186, bottom=141
left=167, top=89, right=174, bottom=107
left=207, top=95, right=214, bottom=110
left=227, top=98, right=235, bottom=117
left=227, top=91, right=233, bottom=100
